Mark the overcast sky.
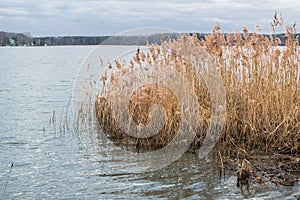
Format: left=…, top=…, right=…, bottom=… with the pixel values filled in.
left=0, top=0, right=299, bottom=36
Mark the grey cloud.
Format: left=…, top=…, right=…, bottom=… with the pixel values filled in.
left=0, top=0, right=299, bottom=36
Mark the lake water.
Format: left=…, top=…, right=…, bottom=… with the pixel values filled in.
left=0, top=46, right=299, bottom=199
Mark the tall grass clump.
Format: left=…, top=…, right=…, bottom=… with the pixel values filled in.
left=95, top=16, right=300, bottom=155
left=95, top=37, right=211, bottom=149
left=203, top=17, right=300, bottom=154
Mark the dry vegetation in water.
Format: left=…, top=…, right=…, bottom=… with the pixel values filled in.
left=95, top=37, right=211, bottom=150
left=208, top=16, right=300, bottom=156
left=94, top=14, right=300, bottom=176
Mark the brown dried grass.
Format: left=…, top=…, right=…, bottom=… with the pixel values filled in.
left=95, top=18, right=300, bottom=154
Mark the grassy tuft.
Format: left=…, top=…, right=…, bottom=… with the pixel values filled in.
left=94, top=17, right=300, bottom=155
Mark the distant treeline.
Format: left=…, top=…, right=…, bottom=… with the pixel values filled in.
left=0, top=31, right=110, bottom=46
left=0, top=31, right=298, bottom=46
left=33, top=36, right=109, bottom=46
left=0, top=31, right=33, bottom=46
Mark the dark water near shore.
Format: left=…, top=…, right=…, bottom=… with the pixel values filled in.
left=0, top=46, right=299, bottom=199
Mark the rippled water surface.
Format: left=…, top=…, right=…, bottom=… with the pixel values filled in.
left=0, top=46, right=299, bottom=199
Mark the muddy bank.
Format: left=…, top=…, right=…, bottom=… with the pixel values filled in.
left=216, top=147, right=300, bottom=189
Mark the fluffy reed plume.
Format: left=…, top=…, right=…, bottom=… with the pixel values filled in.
left=95, top=18, right=300, bottom=155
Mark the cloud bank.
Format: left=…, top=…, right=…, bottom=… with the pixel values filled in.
left=0, top=0, right=299, bottom=36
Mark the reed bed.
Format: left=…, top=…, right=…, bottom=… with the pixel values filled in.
left=95, top=18, right=300, bottom=155
left=207, top=21, right=300, bottom=154
left=95, top=39, right=211, bottom=149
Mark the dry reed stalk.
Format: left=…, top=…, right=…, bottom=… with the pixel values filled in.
left=2, top=162, right=14, bottom=200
